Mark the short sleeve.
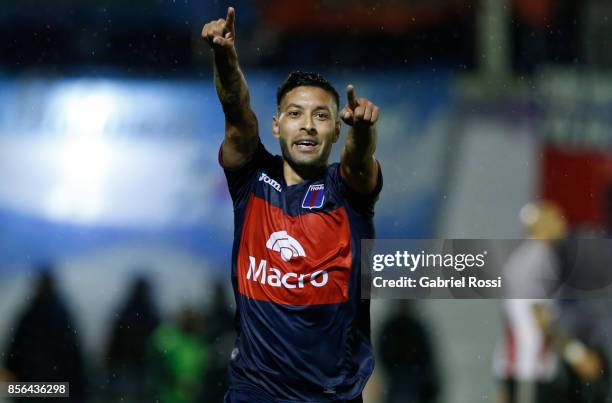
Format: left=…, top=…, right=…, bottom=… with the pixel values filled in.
left=219, top=141, right=275, bottom=206
left=330, top=161, right=383, bottom=217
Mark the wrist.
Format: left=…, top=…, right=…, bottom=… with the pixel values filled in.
left=213, top=47, right=238, bottom=66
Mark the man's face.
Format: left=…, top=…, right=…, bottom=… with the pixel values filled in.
left=273, top=86, right=340, bottom=169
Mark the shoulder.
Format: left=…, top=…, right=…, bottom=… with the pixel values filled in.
left=220, top=141, right=282, bottom=206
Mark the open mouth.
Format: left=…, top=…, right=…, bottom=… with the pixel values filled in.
left=293, top=139, right=319, bottom=152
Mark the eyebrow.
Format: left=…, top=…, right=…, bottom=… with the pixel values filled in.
left=285, top=103, right=331, bottom=111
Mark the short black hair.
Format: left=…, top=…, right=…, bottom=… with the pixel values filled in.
left=277, top=71, right=340, bottom=110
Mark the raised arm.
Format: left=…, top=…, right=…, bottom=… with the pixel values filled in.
left=201, top=7, right=259, bottom=168
left=339, top=85, right=380, bottom=194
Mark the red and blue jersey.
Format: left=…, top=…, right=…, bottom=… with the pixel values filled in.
left=221, top=142, right=382, bottom=402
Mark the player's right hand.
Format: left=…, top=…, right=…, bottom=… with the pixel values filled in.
left=201, top=7, right=236, bottom=51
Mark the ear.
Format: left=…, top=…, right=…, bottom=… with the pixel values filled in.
left=332, top=120, right=341, bottom=143
left=272, top=115, right=280, bottom=139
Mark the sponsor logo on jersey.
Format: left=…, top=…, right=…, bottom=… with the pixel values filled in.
left=259, top=172, right=281, bottom=192
left=237, top=195, right=352, bottom=305
left=246, top=230, right=327, bottom=288
left=302, top=183, right=325, bottom=209
left=247, top=256, right=328, bottom=288
left=266, top=230, right=306, bottom=262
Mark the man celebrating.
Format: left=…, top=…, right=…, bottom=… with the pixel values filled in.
left=202, top=7, right=382, bottom=403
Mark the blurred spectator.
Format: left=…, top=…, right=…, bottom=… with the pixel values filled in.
left=377, top=300, right=440, bottom=403
left=147, top=307, right=208, bottom=403
left=203, top=281, right=234, bottom=343
left=201, top=281, right=235, bottom=402
left=2, top=266, right=87, bottom=402
left=549, top=185, right=612, bottom=402
left=493, top=201, right=567, bottom=403
left=553, top=300, right=610, bottom=403
left=104, top=275, right=160, bottom=402
left=493, top=201, right=608, bottom=403
left=557, top=184, right=612, bottom=297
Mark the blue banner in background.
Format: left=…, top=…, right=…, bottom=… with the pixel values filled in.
left=0, top=71, right=452, bottom=270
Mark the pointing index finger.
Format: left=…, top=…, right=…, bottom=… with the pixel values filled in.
left=225, top=7, right=235, bottom=32
left=347, top=84, right=357, bottom=110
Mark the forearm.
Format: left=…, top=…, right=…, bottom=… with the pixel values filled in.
left=202, top=6, right=258, bottom=166
left=213, top=49, right=258, bottom=164
left=342, top=126, right=377, bottom=170
left=338, top=85, right=380, bottom=193
left=213, top=50, right=251, bottom=122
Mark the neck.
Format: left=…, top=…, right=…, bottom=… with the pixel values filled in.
left=283, top=159, right=326, bottom=186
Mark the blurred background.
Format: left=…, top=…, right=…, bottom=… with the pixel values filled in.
left=1, top=0, right=611, bottom=402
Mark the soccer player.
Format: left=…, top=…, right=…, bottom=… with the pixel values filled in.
left=202, top=7, right=382, bottom=403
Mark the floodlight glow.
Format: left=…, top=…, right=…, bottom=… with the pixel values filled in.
left=46, top=88, right=116, bottom=223
left=65, top=93, right=113, bottom=135
left=47, top=135, right=114, bottom=223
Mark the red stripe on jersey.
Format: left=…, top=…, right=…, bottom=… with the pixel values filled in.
left=237, top=194, right=352, bottom=305
left=305, top=189, right=318, bottom=206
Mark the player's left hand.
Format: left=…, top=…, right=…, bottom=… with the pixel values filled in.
left=340, top=85, right=379, bottom=128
